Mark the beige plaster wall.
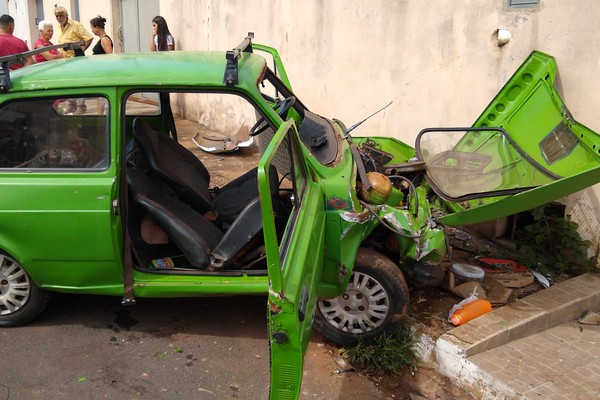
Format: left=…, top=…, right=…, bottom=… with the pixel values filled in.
left=160, top=0, right=599, bottom=260
left=7, top=0, right=35, bottom=46
left=161, top=1, right=599, bottom=140
left=10, top=0, right=600, bottom=259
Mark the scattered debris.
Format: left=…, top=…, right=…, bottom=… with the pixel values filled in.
left=450, top=263, right=485, bottom=285
left=578, top=311, right=600, bottom=325
left=405, top=260, right=446, bottom=286
left=481, top=275, right=513, bottom=305
left=410, top=394, right=430, bottom=400
left=193, top=132, right=254, bottom=154
left=442, top=267, right=515, bottom=305
left=493, top=272, right=535, bottom=288
left=453, top=231, right=471, bottom=241
left=452, top=281, right=487, bottom=299
left=530, top=270, right=552, bottom=288
left=198, top=387, right=217, bottom=396
left=479, top=258, right=528, bottom=273
left=333, top=356, right=355, bottom=373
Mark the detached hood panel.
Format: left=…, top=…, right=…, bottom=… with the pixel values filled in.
left=416, top=51, right=600, bottom=226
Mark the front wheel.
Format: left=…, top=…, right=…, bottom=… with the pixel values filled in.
left=0, top=253, right=49, bottom=327
left=315, top=248, right=409, bottom=346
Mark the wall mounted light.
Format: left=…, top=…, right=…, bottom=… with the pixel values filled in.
left=495, top=29, right=512, bottom=46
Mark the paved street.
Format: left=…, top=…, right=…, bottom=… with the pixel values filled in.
left=1, top=294, right=271, bottom=399
left=0, top=293, right=389, bottom=400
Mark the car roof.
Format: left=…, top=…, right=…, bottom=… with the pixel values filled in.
left=7, top=51, right=267, bottom=92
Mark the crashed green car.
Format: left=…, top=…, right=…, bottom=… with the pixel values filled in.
left=0, top=34, right=599, bottom=399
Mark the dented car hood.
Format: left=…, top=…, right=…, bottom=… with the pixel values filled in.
left=416, top=51, right=600, bottom=226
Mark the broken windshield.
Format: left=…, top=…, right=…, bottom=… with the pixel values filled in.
left=416, top=126, right=564, bottom=201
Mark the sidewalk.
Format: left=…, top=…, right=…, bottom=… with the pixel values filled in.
left=426, top=272, right=600, bottom=399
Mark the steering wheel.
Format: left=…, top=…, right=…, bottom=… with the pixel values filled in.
left=250, top=96, right=296, bottom=136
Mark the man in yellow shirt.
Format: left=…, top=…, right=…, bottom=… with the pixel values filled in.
left=54, top=6, right=93, bottom=114
left=54, top=6, right=92, bottom=58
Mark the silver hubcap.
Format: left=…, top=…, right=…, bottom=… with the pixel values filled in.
left=0, top=254, right=31, bottom=315
left=318, top=271, right=389, bottom=334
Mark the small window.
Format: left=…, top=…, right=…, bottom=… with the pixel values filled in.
left=0, top=96, right=109, bottom=169
left=507, top=0, right=540, bottom=9
left=125, top=93, right=161, bottom=116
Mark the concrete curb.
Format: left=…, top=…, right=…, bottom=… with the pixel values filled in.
left=414, top=272, right=600, bottom=399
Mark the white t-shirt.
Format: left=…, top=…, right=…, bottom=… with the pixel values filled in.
left=154, top=34, right=174, bottom=50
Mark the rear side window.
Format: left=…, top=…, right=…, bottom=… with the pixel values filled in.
left=0, top=97, right=109, bottom=170
left=125, top=92, right=161, bottom=116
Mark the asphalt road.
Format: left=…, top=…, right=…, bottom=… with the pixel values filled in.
left=0, top=293, right=389, bottom=400
left=0, top=125, right=400, bottom=400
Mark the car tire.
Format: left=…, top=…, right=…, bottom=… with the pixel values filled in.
left=315, top=248, right=409, bottom=346
left=0, top=253, right=49, bottom=327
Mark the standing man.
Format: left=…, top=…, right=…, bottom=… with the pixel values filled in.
left=0, top=14, right=33, bottom=69
left=54, top=6, right=92, bottom=58
left=55, top=6, right=92, bottom=114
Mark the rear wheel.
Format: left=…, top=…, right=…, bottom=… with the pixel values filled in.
left=315, top=248, right=409, bottom=346
left=0, top=253, right=49, bottom=327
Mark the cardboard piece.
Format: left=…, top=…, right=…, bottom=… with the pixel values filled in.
left=482, top=275, right=513, bottom=305
left=452, top=281, right=488, bottom=300
left=494, top=272, right=535, bottom=288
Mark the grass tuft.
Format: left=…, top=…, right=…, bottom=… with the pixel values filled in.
left=342, top=327, right=419, bottom=375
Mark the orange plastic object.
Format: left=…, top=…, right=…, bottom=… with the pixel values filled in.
left=450, top=299, right=492, bottom=326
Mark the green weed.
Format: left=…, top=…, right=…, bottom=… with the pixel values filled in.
left=516, top=208, right=596, bottom=275
left=342, top=327, right=418, bottom=375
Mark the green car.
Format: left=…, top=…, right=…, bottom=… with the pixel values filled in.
left=0, top=34, right=599, bottom=399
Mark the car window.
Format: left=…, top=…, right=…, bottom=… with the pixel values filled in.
left=125, top=91, right=258, bottom=159
left=0, top=96, right=109, bottom=170
left=417, top=127, right=556, bottom=200
left=184, top=92, right=256, bottom=146
left=125, top=93, right=161, bottom=116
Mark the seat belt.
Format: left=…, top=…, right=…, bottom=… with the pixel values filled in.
left=122, top=229, right=137, bottom=306
left=121, top=165, right=137, bottom=306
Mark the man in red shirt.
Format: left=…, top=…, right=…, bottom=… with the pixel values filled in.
left=0, top=14, right=33, bottom=70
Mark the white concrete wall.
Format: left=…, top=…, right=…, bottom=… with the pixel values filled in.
left=160, top=0, right=600, bottom=141
left=6, top=0, right=34, bottom=47
left=160, top=0, right=599, bottom=261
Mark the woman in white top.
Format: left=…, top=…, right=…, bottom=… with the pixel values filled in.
left=151, top=16, right=174, bottom=51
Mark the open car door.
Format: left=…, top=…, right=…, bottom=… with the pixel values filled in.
left=416, top=51, right=600, bottom=226
left=258, top=119, right=326, bottom=399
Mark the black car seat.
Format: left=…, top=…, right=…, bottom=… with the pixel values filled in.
left=127, top=168, right=275, bottom=270
left=132, top=117, right=270, bottom=225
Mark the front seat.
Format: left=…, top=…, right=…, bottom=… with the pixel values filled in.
left=132, top=117, right=274, bottom=225
left=127, top=169, right=273, bottom=270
